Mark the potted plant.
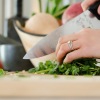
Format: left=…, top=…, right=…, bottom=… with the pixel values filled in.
left=33, top=0, right=69, bottom=25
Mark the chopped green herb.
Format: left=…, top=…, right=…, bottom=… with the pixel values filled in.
left=17, top=74, right=27, bottom=77
left=28, top=58, right=100, bottom=76
left=0, top=69, right=5, bottom=76
left=54, top=74, right=58, bottom=78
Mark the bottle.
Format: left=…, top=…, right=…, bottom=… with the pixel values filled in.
left=7, top=0, right=27, bottom=43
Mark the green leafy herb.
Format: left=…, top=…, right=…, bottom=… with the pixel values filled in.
left=38, top=0, right=42, bottom=12
left=28, top=58, right=100, bottom=76
left=0, top=69, right=5, bottom=76
left=32, top=12, right=36, bottom=16
left=17, top=74, right=28, bottom=78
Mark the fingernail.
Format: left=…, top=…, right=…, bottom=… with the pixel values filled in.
left=98, top=5, right=100, bottom=15
left=63, top=57, right=68, bottom=63
left=81, top=3, right=86, bottom=11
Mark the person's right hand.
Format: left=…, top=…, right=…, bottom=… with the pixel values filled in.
left=81, top=0, right=100, bottom=14
left=56, top=28, right=100, bottom=63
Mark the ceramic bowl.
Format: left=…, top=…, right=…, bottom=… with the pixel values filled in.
left=14, top=21, right=56, bottom=67
left=0, top=44, right=33, bottom=71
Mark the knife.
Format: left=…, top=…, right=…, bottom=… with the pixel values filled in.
left=24, top=1, right=100, bottom=59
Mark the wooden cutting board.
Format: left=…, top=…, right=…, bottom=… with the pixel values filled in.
left=0, top=72, right=100, bottom=97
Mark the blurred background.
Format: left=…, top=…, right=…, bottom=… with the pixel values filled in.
left=0, top=0, right=83, bottom=71
left=0, top=0, right=83, bottom=37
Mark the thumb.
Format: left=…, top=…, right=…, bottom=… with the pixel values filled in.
left=81, top=0, right=98, bottom=11
left=98, top=5, right=100, bottom=15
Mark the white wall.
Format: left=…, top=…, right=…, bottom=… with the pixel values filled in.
left=23, top=0, right=70, bottom=18
left=23, top=0, right=47, bottom=18
left=0, top=0, right=4, bottom=34
left=23, top=0, right=83, bottom=18
left=23, top=0, right=33, bottom=18
left=4, top=0, right=15, bottom=19
left=72, top=0, right=83, bottom=3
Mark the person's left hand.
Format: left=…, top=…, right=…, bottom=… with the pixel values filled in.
left=56, top=28, right=100, bottom=63
left=81, top=0, right=100, bottom=15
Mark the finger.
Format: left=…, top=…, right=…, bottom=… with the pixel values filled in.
left=98, top=5, right=100, bottom=15
left=81, top=0, right=98, bottom=11
left=56, top=40, right=80, bottom=63
left=56, top=34, right=78, bottom=55
left=56, top=43, right=60, bottom=55
left=63, top=49, right=85, bottom=63
left=41, top=44, right=54, bottom=55
left=58, top=34, right=78, bottom=44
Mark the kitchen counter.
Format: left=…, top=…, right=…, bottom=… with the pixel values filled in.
left=0, top=35, right=20, bottom=45
left=0, top=72, right=100, bottom=99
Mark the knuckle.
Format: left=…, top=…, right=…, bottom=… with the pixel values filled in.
left=83, top=46, right=88, bottom=52
left=85, top=28, right=90, bottom=31
left=58, top=37, right=64, bottom=44
left=60, top=44, right=66, bottom=52
left=80, top=28, right=91, bottom=38
left=83, top=28, right=91, bottom=33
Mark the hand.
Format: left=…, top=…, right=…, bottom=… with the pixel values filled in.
left=81, top=0, right=100, bottom=14
left=56, top=28, right=100, bottom=63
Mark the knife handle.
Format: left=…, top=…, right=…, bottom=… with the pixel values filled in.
left=89, top=1, right=100, bottom=20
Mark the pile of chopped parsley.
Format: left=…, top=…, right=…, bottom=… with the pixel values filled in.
left=28, top=58, right=100, bottom=75
left=0, top=58, right=100, bottom=76
left=0, top=69, right=6, bottom=76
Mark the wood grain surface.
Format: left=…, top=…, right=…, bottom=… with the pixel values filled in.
left=0, top=73, right=100, bottom=97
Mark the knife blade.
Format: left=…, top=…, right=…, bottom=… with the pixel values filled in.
left=24, top=1, right=100, bottom=59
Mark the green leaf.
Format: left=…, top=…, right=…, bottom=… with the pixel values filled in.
left=28, top=68, right=36, bottom=73
left=39, top=62, right=45, bottom=70
left=50, top=6, right=57, bottom=15
left=0, top=69, right=5, bottom=76
left=54, top=0, right=62, bottom=6
left=58, top=5, right=69, bottom=12
left=53, top=5, right=69, bottom=18
left=45, top=0, right=50, bottom=13
left=65, top=68, right=70, bottom=75
left=31, top=12, right=36, bottom=16
left=38, top=0, right=42, bottom=12
left=59, top=64, right=67, bottom=73
left=53, top=74, right=58, bottom=78
left=71, top=66, right=79, bottom=75
left=45, top=0, right=70, bottom=19
left=82, top=65, right=90, bottom=71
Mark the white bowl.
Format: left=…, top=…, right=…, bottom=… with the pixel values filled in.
left=14, top=21, right=56, bottom=67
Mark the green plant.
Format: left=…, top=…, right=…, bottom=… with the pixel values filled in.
left=0, top=69, right=5, bottom=76
left=45, top=0, right=69, bottom=19
left=36, top=0, right=69, bottom=19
